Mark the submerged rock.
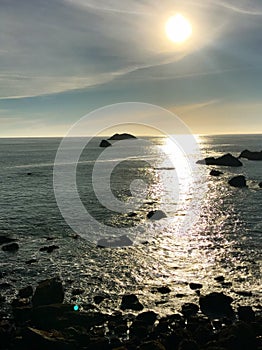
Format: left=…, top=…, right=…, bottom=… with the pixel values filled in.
left=120, top=294, right=143, bottom=311
left=99, top=139, right=111, bottom=148
left=210, top=169, right=223, bottom=176
left=97, top=235, right=133, bottom=248
left=147, top=210, right=167, bottom=220
left=228, top=175, right=247, bottom=188
left=196, top=153, right=242, bottom=167
left=2, top=242, right=19, bottom=252
left=32, top=277, right=64, bottom=307
left=108, top=133, right=137, bottom=140
left=239, top=149, right=262, bottom=160
left=0, top=236, right=16, bottom=245
left=199, top=292, right=234, bottom=318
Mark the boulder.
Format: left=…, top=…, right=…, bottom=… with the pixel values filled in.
left=228, top=175, right=247, bottom=188
left=214, top=276, right=225, bottom=283
left=181, top=303, right=199, bottom=317
left=259, top=181, right=262, bottom=188
left=196, top=153, right=242, bottom=167
left=18, top=286, right=33, bottom=298
left=237, top=306, right=255, bottom=322
left=2, top=243, right=19, bottom=252
left=239, top=149, right=262, bottom=160
left=210, top=169, right=223, bottom=176
left=199, top=292, right=233, bottom=318
left=120, top=294, right=143, bottom=311
left=39, top=245, right=59, bottom=253
left=136, top=311, right=158, bottom=326
left=156, top=286, right=171, bottom=294
left=32, top=277, right=64, bottom=307
left=189, top=282, right=203, bottom=290
left=147, top=210, right=167, bottom=220
left=108, top=133, right=136, bottom=140
left=99, top=139, right=111, bottom=148
left=97, top=235, right=133, bottom=248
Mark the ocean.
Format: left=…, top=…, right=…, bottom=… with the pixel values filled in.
left=0, top=134, right=261, bottom=315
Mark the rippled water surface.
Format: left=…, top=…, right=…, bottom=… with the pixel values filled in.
left=0, top=135, right=261, bottom=314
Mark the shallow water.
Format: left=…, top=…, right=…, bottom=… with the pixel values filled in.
left=0, top=135, right=261, bottom=315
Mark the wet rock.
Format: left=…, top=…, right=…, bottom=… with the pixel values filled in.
left=2, top=242, right=19, bottom=252
left=196, top=153, right=243, bottom=167
left=128, top=212, right=137, bottom=218
left=214, top=276, right=225, bottom=283
left=181, top=303, right=199, bottom=318
left=147, top=210, right=167, bottom=220
left=210, top=169, right=223, bottom=176
left=32, top=277, right=64, bottom=307
left=99, top=139, right=111, bottom=147
left=259, top=181, right=262, bottom=188
left=25, top=258, right=38, bottom=264
left=237, top=306, right=255, bottom=322
left=27, top=172, right=32, bottom=175
left=136, top=311, right=158, bottom=326
left=200, top=292, right=234, bottom=318
left=194, top=324, right=213, bottom=346
left=120, top=294, right=143, bottom=311
left=139, top=340, right=166, bottom=350
left=18, top=286, right=33, bottom=298
left=239, top=149, right=262, bottom=161
left=108, top=133, right=136, bottom=140
left=189, top=283, right=203, bottom=290
left=94, top=295, right=105, bottom=305
left=129, top=320, right=148, bottom=339
left=0, top=235, right=16, bottom=245
left=156, top=286, right=171, bottom=294
left=39, top=245, right=59, bottom=253
left=228, top=175, right=247, bottom=188
left=97, top=235, right=133, bottom=248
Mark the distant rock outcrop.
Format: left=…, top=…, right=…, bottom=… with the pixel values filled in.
left=228, top=175, right=247, bottom=188
left=108, top=133, right=136, bottom=140
left=196, top=153, right=242, bottom=167
left=99, top=139, right=111, bottom=148
left=239, top=149, right=262, bottom=160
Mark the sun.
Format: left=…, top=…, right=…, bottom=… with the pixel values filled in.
left=165, top=14, right=192, bottom=44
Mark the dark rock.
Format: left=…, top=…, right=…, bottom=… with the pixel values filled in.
left=120, top=294, right=143, bottom=311
left=139, top=340, right=166, bottom=350
left=147, top=210, right=167, bottom=220
left=97, top=235, right=133, bottom=248
left=181, top=303, right=199, bottom=317
left=228, top=175, right=247, bottom=188
left=237, top=306, right=255, bottom=322
left=128, top=212, right=137, bottom=217
left=2, top=242, right=19, bottom=252
left=27, top=172, right=32, bottom=175
left=136, top=311, right=158, bottom=325
left=221, top=281, right=232, bottom=288
left=94, top=295, right=105, bottom=305
left=45, top=236, right=55, bottom=241
left=39, top=245, right=59, bottom=253
left=259, top=181, right=262, bottom=188
left=18, top=286, right=33, bottom=298
left=0, top=236, right=16, bottom=245
left=71, top=288, right=84, bottom=296
left=156, top=286, right=171, bottom=294
left=178, top=339, right=199, bottom=350
left=32, top=277, right=64, bottom=307
left=239, top=149, right=262, bottom=160
left=196, top=153, right=242, bottom=167
left=214, top=276, right=225, bottom=283
left=199, top=292, right=234, bottom=318
left=129, top=320, right=148, bottom=339
left=0, top=295, right=5, bottom=303
left=189, top=283, right=203, bottom=290
left=25, top=258, right=38, bottom=264
left=108, top=133, right=137, bottom=140
left=194, top=325, right=213, bottom=346
left=234, top=290, right=252, bottom=297
left=210, top=169, right=223, bottom=176
left=99, top=139, right=111, bottom=148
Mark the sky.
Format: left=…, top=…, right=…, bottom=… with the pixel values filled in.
left=0, top=0, right=262, bottom=136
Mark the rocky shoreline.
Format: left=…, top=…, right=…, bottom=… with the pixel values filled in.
left=1, top=276, right=261, bottom=350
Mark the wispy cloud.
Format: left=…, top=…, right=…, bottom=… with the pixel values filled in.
left=212, top=0, right=262, bottom=16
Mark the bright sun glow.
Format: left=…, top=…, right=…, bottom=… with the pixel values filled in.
left=165, top=14, right=192, bottom=44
